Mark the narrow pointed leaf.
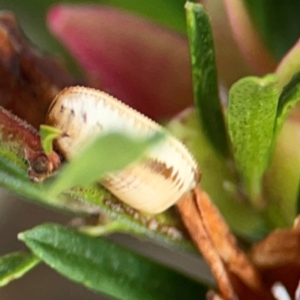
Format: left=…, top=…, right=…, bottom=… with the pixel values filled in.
left=185, top=2, right=229, bottom=156
left=227, top=75, right=279, bottom=205
left=275, top=72, right=300, bottom=134
left=0, top=252, right=39, bottom=287
left=276, top=40, right=300, bottom=90
left=19, top=224, right=207, bottom=299
left=46, top=132, right=163, bottom=197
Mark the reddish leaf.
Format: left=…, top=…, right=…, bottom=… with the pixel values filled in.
left=47, top=5, right=193, bottom=120
left=177, top=187, right=274, bottom=300
left=251, top=216, right=300, bottom=297
left=224, top=0, right=276, bottom=75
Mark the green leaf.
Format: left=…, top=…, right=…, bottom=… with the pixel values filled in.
left=227, top=74, right=279, bottom=206
left=263, top=119, right=300, bottom=227
left=185, top=2, right=229, bottom=157
left=167, top=109, right=267, bottom=238
left=0, top=148, right=48, bottom=202
left=72, top=183, right=194, bottom=252
left=276, top=42, right=300, bottom=90
left=0, top=252, right=39, bottom=287
left=0, top=148, right=101, bottom=214
left=39, top=125, right=62, bottom=154
left=19, top=224, right=207, bottom=299
left=0, top=132, right=193, bottom=254
left=46, top=132, right=163, bottom=197
left=0, top=108, right=191, bottom=252
left=275, top=72, right=300, bottom=134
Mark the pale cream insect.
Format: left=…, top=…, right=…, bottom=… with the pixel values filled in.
left=46, top=86, right=199, bottom=214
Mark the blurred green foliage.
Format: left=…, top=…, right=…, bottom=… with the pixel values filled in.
left=244, top=0, right=300, bottom=60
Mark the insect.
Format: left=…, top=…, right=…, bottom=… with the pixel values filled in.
left=46, top=86, right=199, bottom=214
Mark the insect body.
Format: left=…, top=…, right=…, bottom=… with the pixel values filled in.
left=46, top=86, right=199, bottom=214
